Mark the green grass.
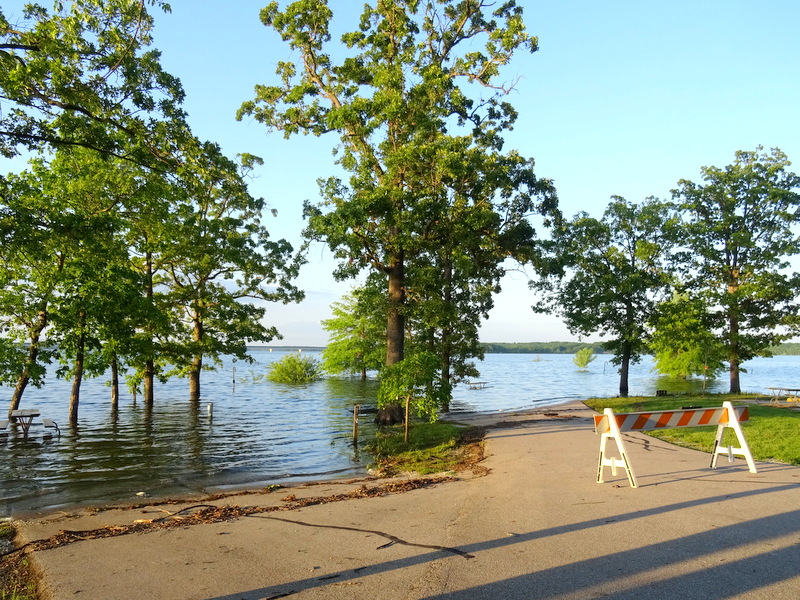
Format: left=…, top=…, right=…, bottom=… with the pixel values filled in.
left=1, top=522, right=38, bottom=600
left=366, top=421, right=477, bottom=476
left=585, top=394, right=800, bottom=465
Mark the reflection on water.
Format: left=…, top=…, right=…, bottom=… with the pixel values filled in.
left=2, top=351, right=798, bottom=516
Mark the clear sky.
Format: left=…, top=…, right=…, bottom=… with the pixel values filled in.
left=6, top=1, right=800, bottom=345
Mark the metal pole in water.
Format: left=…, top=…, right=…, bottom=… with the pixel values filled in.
left=207, top=402, right=213, bottom=418
left=352, top=404, right=360, bottom=444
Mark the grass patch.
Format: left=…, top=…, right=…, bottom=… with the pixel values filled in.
left=1, top=523, right=39, bottom=600
left=366, top=421, right=484, bottom=476
left=585, top=394, right=800, bottom=465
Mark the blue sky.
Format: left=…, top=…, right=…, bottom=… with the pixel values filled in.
left=6, top=1, right=800, bottom=345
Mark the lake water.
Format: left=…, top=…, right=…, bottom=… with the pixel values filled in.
left=2, top=350, right=798, bottom=517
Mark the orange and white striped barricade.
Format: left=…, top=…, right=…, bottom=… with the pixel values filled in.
left=593, top=401, right=756, bottom=488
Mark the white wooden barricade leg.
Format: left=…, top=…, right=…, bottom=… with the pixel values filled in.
left=710, top=401, right=757, bottom=473
left=596, top=408, right=638, bottom=488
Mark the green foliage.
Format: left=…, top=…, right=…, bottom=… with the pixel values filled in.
left=649, top=294, right=725, bottom=380
left=573, top=347, right=596, bottom=370
left=266, top=354, right=323, bottom=384
left=0, top=4, right=304, bottom=414
left=770, top=343, right=800, bottom=355
left=321, top=285, right=385, bottom=379
left=0, top=0, right=185, bottom=167
left=377, top=351, right=449, bottom=421
left=585, top=395, right=800, bottom=465
left=673, top=147, right=800, bottom=392
left=481, top=341, right=606, bottom=354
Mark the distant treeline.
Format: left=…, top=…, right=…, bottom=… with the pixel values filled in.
left=769, top=343, right=800, bottom=355
left=481, top=341, right=800, bottom=355
left=481, top=342, right=607, bottom=354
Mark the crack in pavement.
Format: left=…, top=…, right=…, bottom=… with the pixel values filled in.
left=256, top=515, right=475, bottom=559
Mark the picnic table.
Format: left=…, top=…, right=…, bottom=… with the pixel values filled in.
left=467, top=381, right=489, bottom=390
left=9, top=408, right=41, bottom=436
left=765, top=387, right=800, bottom=402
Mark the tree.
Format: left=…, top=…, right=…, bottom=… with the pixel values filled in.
left=649, top=294, right=726, bottom=383
left=532, top=197, right=676, bottom=396
left=1, top=148, right=150, bottom=422
left=321, top=283, right=386, bottom=380
left=0, top=0, right=185, bottom=167
left=402, top=148, right=557, bottom=403
left=158, top=146, right=304, bottom=402
left=0, top=169, right=60, bottom=416
left=239, top=0, right=549, bottom=387
left=673, top=147, right=800, bottom=393
left=573, top=347, right=596, bottom=370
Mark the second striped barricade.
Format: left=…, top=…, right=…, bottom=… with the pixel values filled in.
left=593, top=401, right=757, bottom=488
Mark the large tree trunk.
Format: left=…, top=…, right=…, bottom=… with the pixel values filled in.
left=110, top=353, right=120, bottom=410
left=386, top=252, right=405, bottom=367
left=8, top=308, right=48, bottom=417
left=618, top=342, right=631, bottom=397
left=69, top=311, right=86, bottom=425
left=729, top=311, right=741, bottom=394
left=440, top=258, right=453, bottom=412
left=189, top=312, right=203, bottom=402
left=728, top=273, right=742, bottom=394
left=144, top=251, right=155, bottom=409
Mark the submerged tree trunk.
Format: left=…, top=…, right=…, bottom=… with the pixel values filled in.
left=69, top=311, right=86, bottom=425
left=8, top=308, right=48, bottom=417
left=144, top=251, right=155, bottom=409
left=189, top=355, right=202, bottom=402
left=144, top=359, right=155, bottom=408
left=189, top=312, right=204, bottom=402
left=110, top=353, right=120, bottom=410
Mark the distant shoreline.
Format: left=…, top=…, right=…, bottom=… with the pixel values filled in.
left=252, top=341, right=800, bottom=356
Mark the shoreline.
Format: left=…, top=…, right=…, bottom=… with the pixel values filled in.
left=13, top=397, right=800, bottom=600
left=4, top=399, right=589, bottom=521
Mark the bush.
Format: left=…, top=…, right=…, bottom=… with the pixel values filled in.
left=266, top=354, right=323, bottom=384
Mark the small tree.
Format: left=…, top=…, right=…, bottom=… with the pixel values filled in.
left=321, top=285, right=385, bottom=380
left=573, top=347, right=596, bottom=370
left=377, top=351, right=446, bottom=441
left=649, top=294, right=726, bottom=384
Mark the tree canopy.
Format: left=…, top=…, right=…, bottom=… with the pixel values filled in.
left=0, top=0, right=186, bottom=167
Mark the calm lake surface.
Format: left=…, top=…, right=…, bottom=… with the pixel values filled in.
left=2, top=350, right=798, bottom=517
